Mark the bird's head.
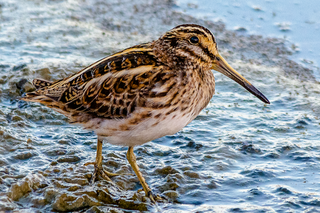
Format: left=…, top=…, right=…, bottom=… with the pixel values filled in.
left=154, top=24, right=270, bottom=104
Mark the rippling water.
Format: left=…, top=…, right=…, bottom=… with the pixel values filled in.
left=1, top=0, right=320, bottom=212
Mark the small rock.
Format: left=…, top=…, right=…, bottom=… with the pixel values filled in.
left=44, top=187, right=59, bottom=203
left=16, top=79, right=35, bottom=93
left=63, top=177, right=89, bottom=186
left=44, top=148, right=67, bottom=156
left=86, top=206, right=125, bottom=213
left=183, top=171, right=200, bottom=179
left=35, top=68, right=51, bottom=80
left=0, top=197, right=18, bottom=211
left=11, top=115, right=23, bottom=122
left=50, top=161, right=58, bottom=166
left=162, top=190, right=179, bottom=201
left=23, top=81, right=35, bottom=92
left=68, top=185, right=81, bottom=191
left=8, top=173, right=48, bottom=201
left=16, top=79, right=28, bottom=90
left=52, top=193, right=87, bottom=211
left=57, top=155, right=81, bottom=163
left=13, top=151, right=37, bottom=160
left=154, top=166, right=179, bottom=176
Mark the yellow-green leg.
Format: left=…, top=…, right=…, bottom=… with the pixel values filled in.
left=84, top=138, right=120, bottom=183
left=126, top=146, right=155, bottom=203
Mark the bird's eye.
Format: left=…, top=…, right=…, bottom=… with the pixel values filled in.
left=189, top=36, right=199, bottom=44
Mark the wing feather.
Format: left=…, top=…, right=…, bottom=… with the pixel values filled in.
left=22, top=43, right=170, bottom=120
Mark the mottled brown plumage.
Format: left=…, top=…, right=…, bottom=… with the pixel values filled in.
left=22, top=24, right=269, bottom=203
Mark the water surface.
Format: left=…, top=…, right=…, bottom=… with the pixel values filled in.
left=177, top=0, right=320, bottom=80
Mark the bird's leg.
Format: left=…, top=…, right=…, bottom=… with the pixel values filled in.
left=84, top=138, right=120, bottom=183
left=127, top=146, right=156, bottom=203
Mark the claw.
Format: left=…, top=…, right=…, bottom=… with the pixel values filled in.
left=85, top=161, right=120, bottom=182
left=148, top=190, right=156, bottom=203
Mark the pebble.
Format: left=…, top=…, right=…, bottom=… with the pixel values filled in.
left=183, top=171, right=200, bottom=179
left=162, top=190, right=179, bottom=201
left=57, top=155, right=81, bottom=163
left=86, top=206, right=125, bottom=213
left=154, top=166, right=179, bottom=176
left=13, top=150, right=38, bottom=160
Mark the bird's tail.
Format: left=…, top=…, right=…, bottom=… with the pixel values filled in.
left=21, top=78, right=55, bottom=104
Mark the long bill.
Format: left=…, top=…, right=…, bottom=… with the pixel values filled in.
left=212, top=54, right=270, bottom=104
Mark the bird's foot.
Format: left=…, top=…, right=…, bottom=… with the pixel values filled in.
left=137, top=189, right=163, bottom=203
left=84, top=161, right=122, bottom=184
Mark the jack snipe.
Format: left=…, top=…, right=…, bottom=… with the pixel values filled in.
left=22, top=24, right=269, bottom=202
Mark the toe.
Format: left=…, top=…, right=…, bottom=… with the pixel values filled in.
left=147, top=190, right=156, bottom=203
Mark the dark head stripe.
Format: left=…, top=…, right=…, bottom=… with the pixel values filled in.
left=172, top=24, right=216, bottom=43
left=200, top=45, right=216, bottom=60
left=181, top=46, right=209, bottom=63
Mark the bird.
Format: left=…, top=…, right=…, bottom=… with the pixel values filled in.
left=21, top=24, right=270, bottom=203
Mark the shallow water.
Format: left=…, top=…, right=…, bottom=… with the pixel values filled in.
left=1, top=0, right=320, bottom=212
left=176, top=0, right=320, bottom=81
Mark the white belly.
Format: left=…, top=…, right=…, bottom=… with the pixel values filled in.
left=85, top=110, right=194, bottom=147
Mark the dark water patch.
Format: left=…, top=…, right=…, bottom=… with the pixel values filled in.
left=183, top=141, right=204, bottom=150
left=300, top=198, right=320, bottom=207
left=274, top=186, right=294, bottom=195
left=239, top=142, right=262, bottom=154
left=164, top=134, right=196, bottom=147
left=12, top=64, right=27, bottom=72
left=282, top=199, right=303, bottom=209
left=277, top=144, right=297, bottom=154
left=240, top=168, right=276, bottom=179
left=228, top=206, right=271, bottom=213
left=262, top=152, right=280, bottom=159
left=221, top=175, right=257, bottom=188
left=287, top=151, right=315, bottom=162
left=206, top=146, right=243, bottom=161
left=246, top=187, right=275, bottom=203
